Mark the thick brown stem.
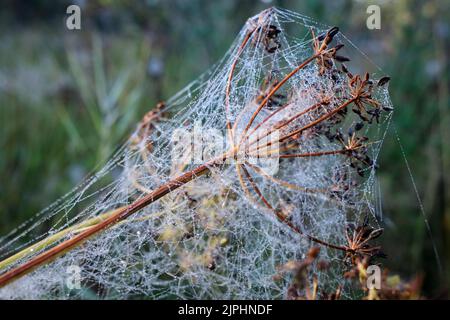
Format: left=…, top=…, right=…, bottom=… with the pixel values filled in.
left=245, top=101, right=324, bottom=146
left=239, top=54, right=319, bottom=143
left=225, top=29, right=256, bottom=143
left=0, top=159, right=219, bottom=287
left=256, top=149, right=349, bottom=159
left=242, top=161, right=349, bottom=252
left=279, top=98, right=356, bottom=143
left=244, top=101, right=325, bottom=154
left=240, top=164, right=274, bottom=210
left=248, top=98, right=356, bottom=153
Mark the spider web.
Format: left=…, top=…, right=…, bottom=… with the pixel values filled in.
left=0, top=7, right=393, bottom=299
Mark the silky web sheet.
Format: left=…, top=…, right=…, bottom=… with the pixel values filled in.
left=0, top=7, right=392, bottom=299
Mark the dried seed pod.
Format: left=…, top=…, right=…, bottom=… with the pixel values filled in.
left=368, top=228, right=384, bottom=240
left=377, top=76, right=391, bottom=86
left=307, top=247, right=321, bottom=259
left=262, top=24, right=281, bottom=53
left=334, top=55, right=350, bottom=62
left=328, top=26, right=340, bottom=38
left=354, top=122, right=364, bottom=131
left=321, top=26, right=339, bottom=44
left=334, top=43, right=345, bottom=51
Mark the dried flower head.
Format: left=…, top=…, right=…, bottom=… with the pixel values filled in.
left=0, top=8, right=393, bottom=299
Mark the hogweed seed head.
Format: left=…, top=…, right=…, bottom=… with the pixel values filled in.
left=0, top=8, right=393, bottom=299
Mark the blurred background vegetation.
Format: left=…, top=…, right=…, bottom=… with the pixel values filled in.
left=0, top=0, right=448, bottom=297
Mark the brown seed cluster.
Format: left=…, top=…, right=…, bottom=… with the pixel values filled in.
left=262, top=24, right=281, bottom=53
left=276, top=244, right=423, bottom=300
left=274, top=247, right=341, bottom=300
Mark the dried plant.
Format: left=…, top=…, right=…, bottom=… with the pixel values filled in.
left=276, top=246, right=423, bottom=300
left=0, top=8, right=393, bottom=299
left=274, top=247, right=342, bottom=300
left=343, top=257, right=423, bottom=300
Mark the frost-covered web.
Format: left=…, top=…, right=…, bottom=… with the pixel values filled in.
left=0, top=8, right=393, bottom=299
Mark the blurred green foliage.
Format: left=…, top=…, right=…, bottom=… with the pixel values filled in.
left=0, top=0, right=448, bottom=297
